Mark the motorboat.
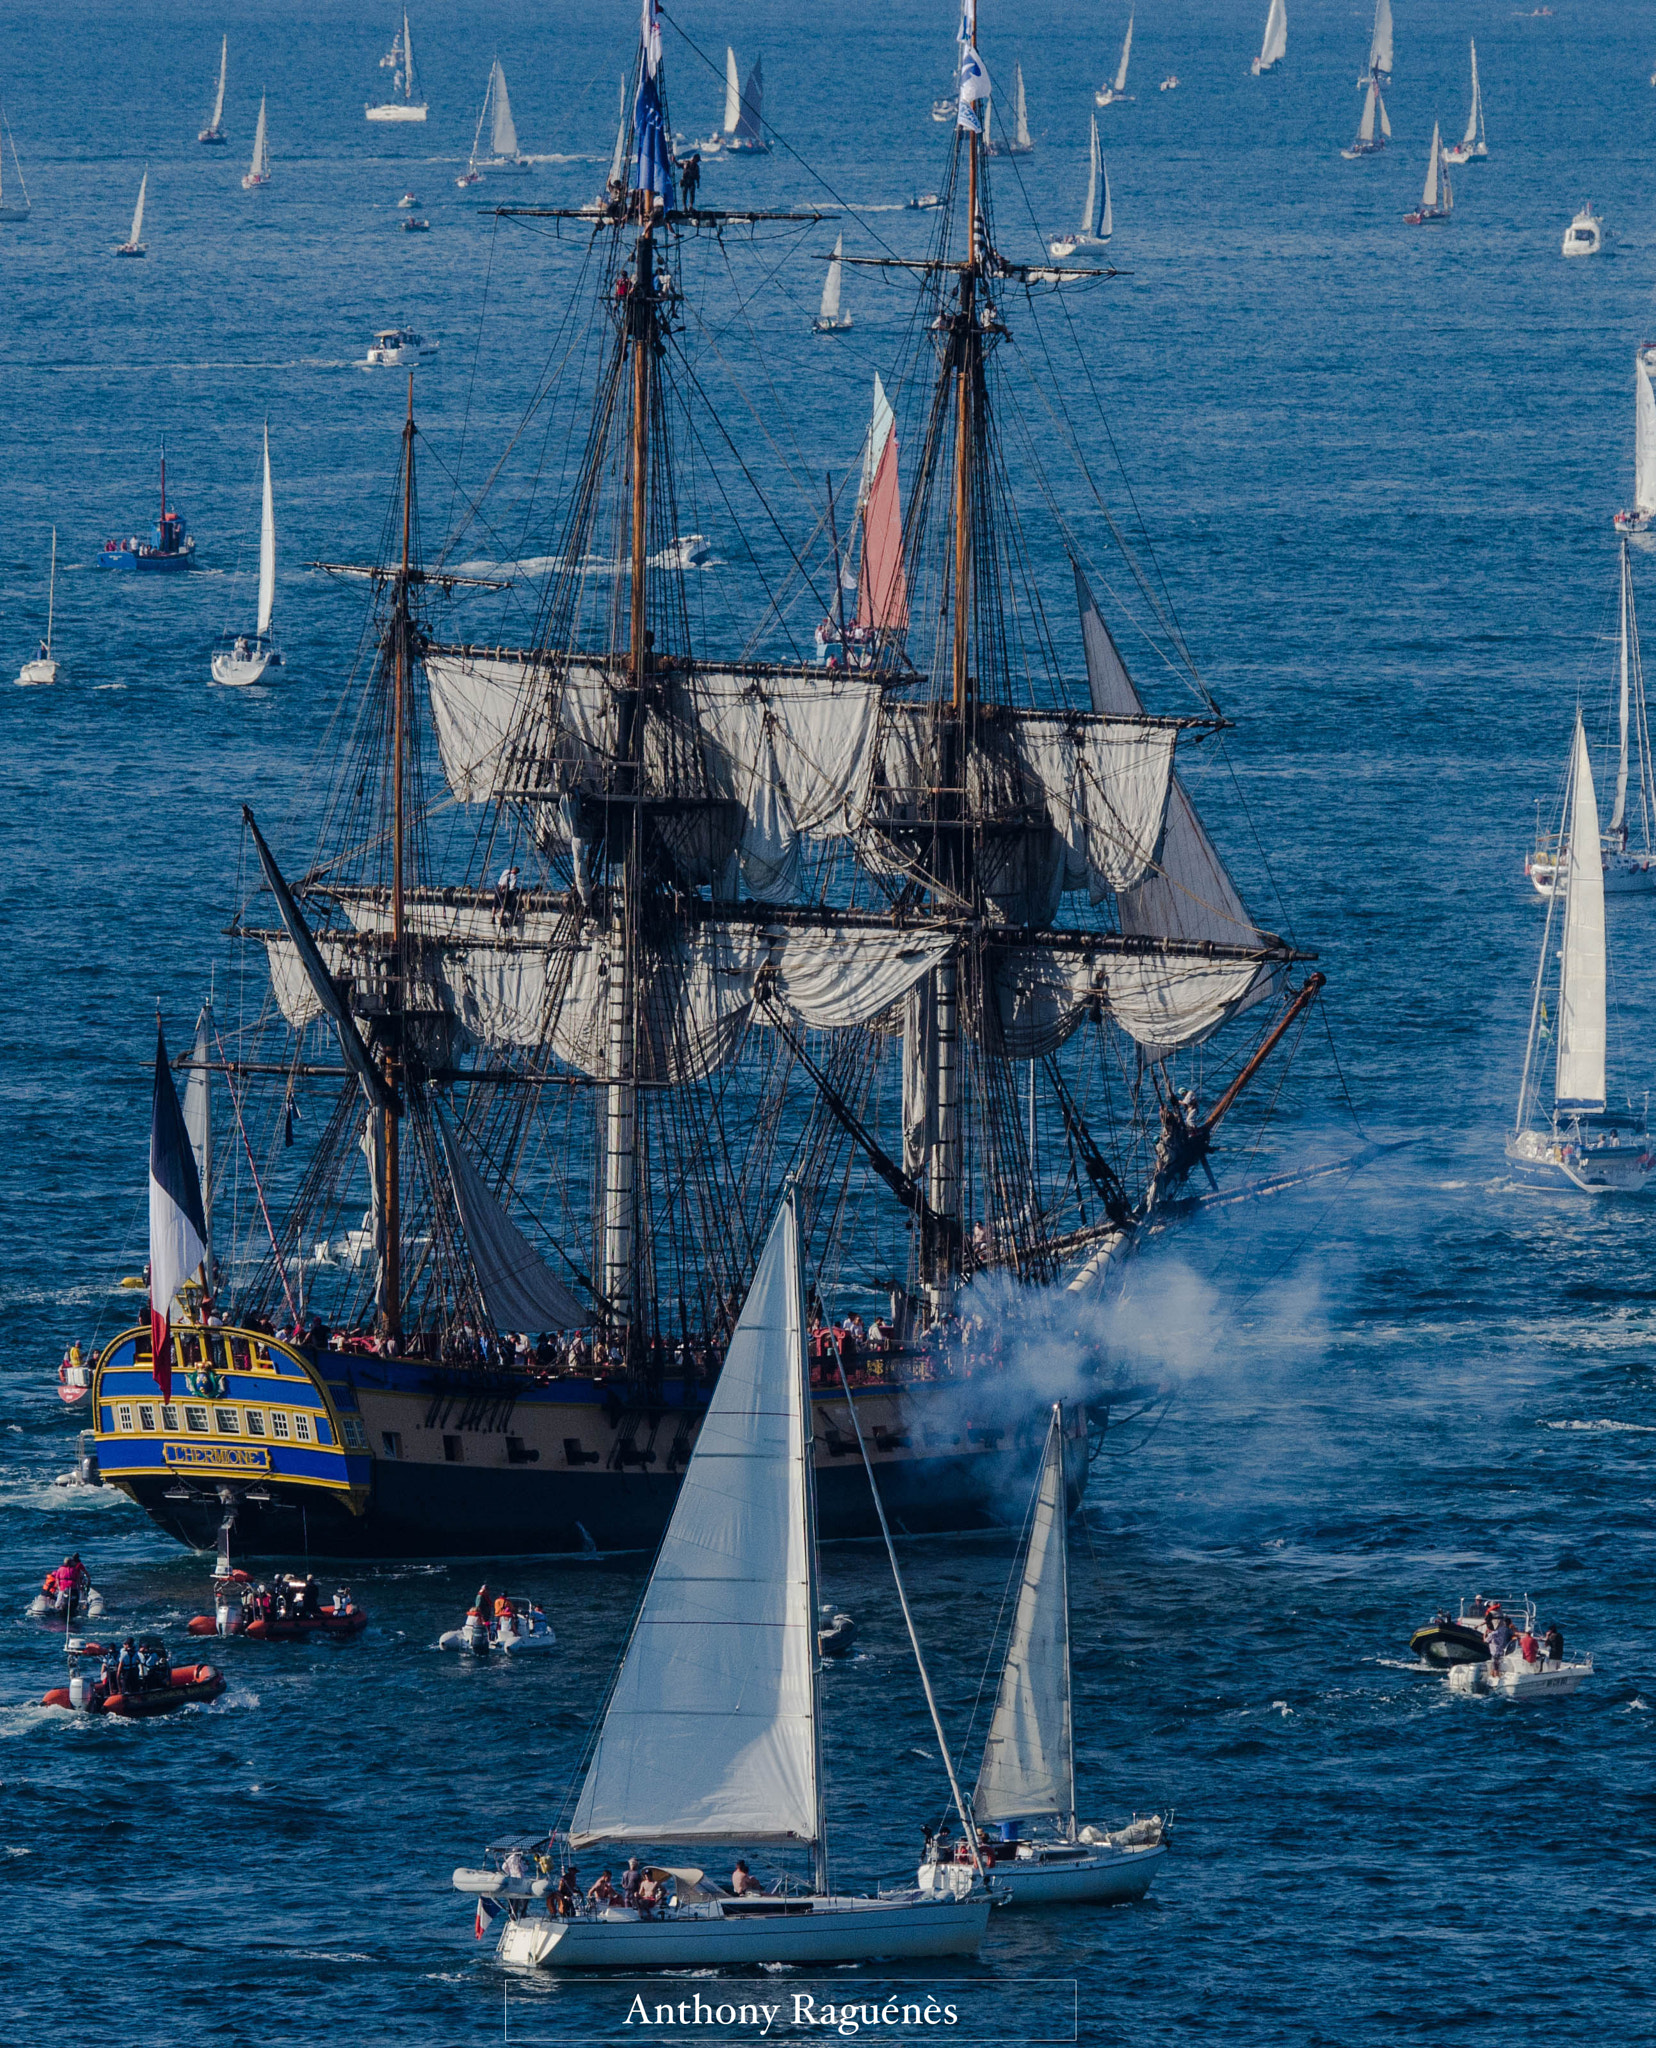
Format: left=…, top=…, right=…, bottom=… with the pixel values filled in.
left=1158, top=75, right=1179, bottom=92
left=97, top=450, right=195, bottom=572
left=17, top=526, right=59, bottom=685
left=29, top=1561, right=103, bottom=1623
left=364, top=327, right=437, bottom=366
left=1562, top=204, right=1602, bottom=257
left=907, top=191, right=942, bottom=210
left=58, top=1340, right=93, bottom=1400
left=647, top=533, right=712, bottom=570
left=1402, top=122, right=1452, bottom=225
left=1096, top=13, right=1133, bottom=105
left=1442, top=40, right=1486, bottom=164
left=398, top=190, right=421, bottom=208
left=199, top=35, right=228, bottom=144
left=916, top=1408, right=1167, bottom=1906
left=1252, top=0, right=1287, bottom=76
left=242, top=95, right=270, bottom=189
left=1614, top=354, right=1656, bottom=535
left=367, top=8, right=428, bottom=121
left=1411, top=1597, right=1593, bottom=1700
left=43, top=1635, right=225, bottom=1716
left=212, top=424, right=282, bottom=686
left=402, top=214, right=430, bottom=231
left=438, top=1596, right=557, bottom=1654
left=186, top=1568, right=366, bottom=1639
left=813, top=235, right=852, bottom=332
left=115, top=169, right=147, bottom=256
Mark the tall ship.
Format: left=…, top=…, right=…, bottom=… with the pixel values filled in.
left=91, top=0, right=1327, bottom=1561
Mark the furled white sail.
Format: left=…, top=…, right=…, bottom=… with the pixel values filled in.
left=489, top=59, right=518, bottom=158
left=256, top=425, right=276, bottom=637
left=1113, top=14, right=1133, bottom=95
left=1369, top=0, right=1392, bottom=76
left=182, top=1003, right=214, bottom=1261
left=1257, top=0, right=1287, bottom=73
left=438, top=1115, right=586, bottom=1330
left=1421, top=122, right=1441, bottom=211
left=1634, top=355, right=1656, bottom=517
left=569, top=1195, right=820, bottom=1849
left=973, top=1413, right=1073, bottom=1830
left=249, top=96, right=269, bottom=179
left=128, top=171, right=147, bottom=244
left=819, top=235, right=843, bottom=322
left=1556, top=715, right=1607, bottom=1111
left=1012, top=65, right=1031, bottom=151
left=210, top=37, right=228, bottom=128
left=723, top=46, right=741, bottom=133
left=607, top=74, right=627, bottom=189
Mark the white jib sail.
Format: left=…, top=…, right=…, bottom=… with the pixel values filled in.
left=1013, top=65, right=1030, bottom=150
left=1421, top=123, right=1441, bottom=210
left=250, top=97, right=268, bottom=177
left=1462, top=41, right=1480, bottom=150
left=211, top=37, right=227, bottom=127
left=1614, top=545, right=1632, bottom=835
left=820, top=235, right=843, bottom=321
left=973, top=1411, right=1074, bottom=1831
left=1556, top=715, right=1607, bottom=1112
left=1357, top=79, right=1377, bottom=144
left=1080, top=116, right=1099, bottom=234
left=1260, top=0, right=1287, bottom=71
left=1113, top=14, right=1133, bottom=93
left=1378, top=87, right=1392, bottom=140
left=129, top=170, right=147, bottom=244
left=1634, top=355, right=1656, bottom=516
left=1370, top=0, right=1393, bottom=75
left=723, top=46, right=741, bottom=133
left=1099, top=159, right=1112, bottom=239
left=569, top=1195, right=820, bottom=1849
left=257, top=426, right=276, bottom=637
left=489, top=59, right=518, bottom=157
left=607, top=74, right=627, bottom=187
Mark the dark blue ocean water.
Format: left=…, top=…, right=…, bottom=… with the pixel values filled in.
left=4, top=2, right=1656, bottom=2042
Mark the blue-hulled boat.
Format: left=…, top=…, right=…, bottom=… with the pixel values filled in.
left=97, top=450, right=195, bottom=572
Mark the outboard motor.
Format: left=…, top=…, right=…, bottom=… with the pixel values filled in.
left=76, top=1431, right=101, bottom=1487
left=462, top=1611, right=490, bottom=1654
left=67, top=1673, right=91, bottom=1709
left=216, top=1590, right=245, bottom=1636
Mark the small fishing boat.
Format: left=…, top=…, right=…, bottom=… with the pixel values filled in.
left=1411, top=1598, right=1593, bottom=1700
left=0, top=108, right=32, bottom=221
left=917, top=1409, right=1166, bottom=1905
left=1562, top=203, right=1602, bottom=256
left=187, top=1569, right=366, bottom=1639
left=115, top=170, right=147, bottom=256
left=401, top=213, right=430, bottom=231
left=1096, top=13, right=1134, bottom=105
left=1403, top=122, right=1452, bottom=225
left=1508, top=714, right=1655, bottom=1193
left=1359, top=0, right=1392, bottom=87
left=199, top=35, right=228, bottom=144
left=1615, top=356, right=1656, bottom=536
left=43, top=1635, right=225, bottom=1716
left=462, top=57, right=531, bottom=178
left=16, top=526, right=59, bottom=685
left=367, top=9, right=427, bottom=121
left=1342, top=75, right=1390, bottom=158
left=212, top=426, right=282, bottom=686
left=1158, top=76, right=1178, bottom=91
left=907, top=190, right=942, bottom=209
left=1526, top=541, right=1656, bottom=894
left=364, top=326, right=437, bottom=366
left=97, top=450, right=195, bottom=572
left=1442, top=40, right=1486, bottom=164
left=438, top=1595, right=556, bottom=1654
left=241, top=95, right=270, bottom=189
left=1050, top=116, right=1109, bottom=258
left=398, top=190, right=420, bottom=207
left=813, top=234, right=852, bottom=332
left=1252, top=0, right=1286, bottom=76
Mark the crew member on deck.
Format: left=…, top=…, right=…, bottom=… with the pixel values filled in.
left=731, top=1859, right=759, bottom=1896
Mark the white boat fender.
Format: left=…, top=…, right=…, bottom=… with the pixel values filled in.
left=452, top=1868, right=508, bottom=1895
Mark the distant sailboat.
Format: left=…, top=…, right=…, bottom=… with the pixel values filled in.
left=722, top=49, right=768, bottom=152
left=1361, top=0, right=1393, bottom=86
left=813, top=234, right=852, bottom=332
left=1050, top=117, right=1109, bottom=258
left=199, top=36, right=228, bottom=144
left=366, top=10, right=428, bottom=122
left=1253, top=0, right=1286, bottom=75
left=1614, top=354, right=1656, bottom=535
left=1403, top=121, right=1452, bottom=224
left=990, top=64, right=1033, bottom=152
left=1508, top=714, right=1655, bottom=1193
left=16, top=528, right=59, bottom=687
left=1443, top=40, right=1486, bottom=164
left=115, top=170, right=148, bottom=256
left=1341, top=75, right=1390, bottom=158
left=241, top=97, right=270, bottom=188
left=461, top=58, right=530, bottom=180
left=1096, top=13, right=1134, bottom=105
left=213, top=427, right=282, bottom=686
left=1, top=110, right=34, bottom=222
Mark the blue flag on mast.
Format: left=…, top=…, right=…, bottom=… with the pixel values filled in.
left=633, top=0, right=673, bottom=202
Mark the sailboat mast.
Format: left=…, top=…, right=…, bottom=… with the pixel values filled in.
left=46, top=527, right=55, bottom=654
left=381, top=374, right=414, bottom=1337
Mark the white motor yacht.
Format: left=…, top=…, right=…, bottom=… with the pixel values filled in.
left=364, top=328, right=437, bottom=367
left=1562, top=204, right=1602, bottom=256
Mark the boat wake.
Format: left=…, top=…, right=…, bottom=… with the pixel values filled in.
left=1542, top=1417, right=1656, bottom=1433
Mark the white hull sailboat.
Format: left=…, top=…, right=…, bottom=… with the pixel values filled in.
left=1403, top=121, right=1452, bottom=225
left=16, top=527, right=59, bottom=687
left=212, top=426, right=282, bottom=687
left=199, top=36, right=228, bottom=144
left=115, top=170, right=148, bottom=256
left=367, top=10, right=428, bottom=121
left=1614, top=354, right=1656, bottom=536
left=1341, top=74, right=1390, bottom=159
left=242, top=98, right=270, bottom=189
left=461, top=57, right=530, bottom=179
left=1526, top=542, right=1656, bottom=897
left=1096, top=14, right=1134, bottom=105
left=0, top=110, right=32, bottom=221
left=813, top=233, right=852, bottom=332
left=1252, top=0, right=1286, bottom=76
left=917, top=1410, right=1166, bottom=1907
left=454, top=1198, right=992, bottom=1969
left=1443, top=40, right=1486, bottom=165
left=701, top=47, right=768, bottom=154
left=1508, top=715, right=1655, bottom=1195
left=1049, top=116, right=1109, bottom=259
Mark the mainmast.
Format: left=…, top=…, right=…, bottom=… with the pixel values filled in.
left=381, top=376, right=414, bottom=1338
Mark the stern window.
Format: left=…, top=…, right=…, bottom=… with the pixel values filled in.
left=341, top=1416, right=367, bottom=1450
left=137, top=1405, right=155, bottom=1431
left=161, top=1404, right=179, bottom=1431
left=293, top=1413, right=312, bottom=1443
left=244, top=1410, right=266, bottom=1437
left=184, top=1406, right=209, bottom=1433
left=271, top=1412, right=291, bottom=1440
left=116, top=1404, right=134, bottom=1431
left=214, top=1407, right=240, bottom=1435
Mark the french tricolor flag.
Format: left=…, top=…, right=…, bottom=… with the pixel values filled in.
left=149, top=1019, right=208, bottom=1401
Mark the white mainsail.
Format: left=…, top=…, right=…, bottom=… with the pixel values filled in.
left=1113, top=14, right=1133, bottom=95
left=1356, top=80, right=1377, bottom=145
left=1556, top=716, right=1607, bottom=1112
left=723, top=46, right=741, bottom=133
left=1634, top=355, right=1656, bottom=517
left=1369, top=0, right=1393, bottom=77
left=973, top=1412, right=1074, bottom=1832
left=1461, top=41, right=1483, bottom=153
left=1080, top=116, right=1100, bottom=234
left=1421, top=122, right=1441, bottom=211
left=1012, top=64, right=1031, bottom=151
left=819, top=235, right=844, bottom=322
left=1257, top=0, right=1287, bottom=72
left=128, top=171, right=147, bottom=245
left=182, top=1001, right=214, bottom=1267
left=249, top=97, right=269, bottom=179
left=210, top=37, right=227, bottom=129
left=1614, top=543, right=1633, bottom=836
left=568, top=1195, right=820, bottom=1850
left=401, top=11, right=417, bottom=102
left=257, top=425, right=276, bottom=637
left=489, top=59, right=518, bottom=158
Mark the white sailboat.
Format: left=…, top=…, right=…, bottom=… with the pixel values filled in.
left=16, top=528, right=59, bottom=687
left=1403, top=122, right=1452, bottom=225
left=1614, top=354, right=1656, bottom=536
left=212, top=427, right=282, bottom=687
left=1360, top=0, right=1393, bottom=86
left=115, top=170, right=148, bottom=256
left=199, top=36, right=228, bottom=144
left=453, top=1197, right=994, bottom=1969
left=813, top=234, right=852, bottom=332
left=241, top=98, right=270, bottom=189
left=1050, top=117, right=1109, bottom=258
left=1096, top=13, right=1134, bottom=105
left=0, top=110, right=32, bottom=222
left=461, top=58, right=530, bottom=178
left=1527, top=543, right=1656, bottom=897
left=722, top=49, right=768, bottom=153
left=1508, top=715, right=1655, bottom=1193
left=993, top=64, right=1033, bottom=152
left=1252, top=0, right=1286, bottom=76
left=917, top=1410, right=1166, bottom=1904
left=366, top=10, right=428, bottom=122
left=1341, top=75, right=1390, bottom=159
left=1443, top=40, right=1486, bottom=164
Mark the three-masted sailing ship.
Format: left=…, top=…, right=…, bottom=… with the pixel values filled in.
left=90, top=0, right=1325, bottom=1562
